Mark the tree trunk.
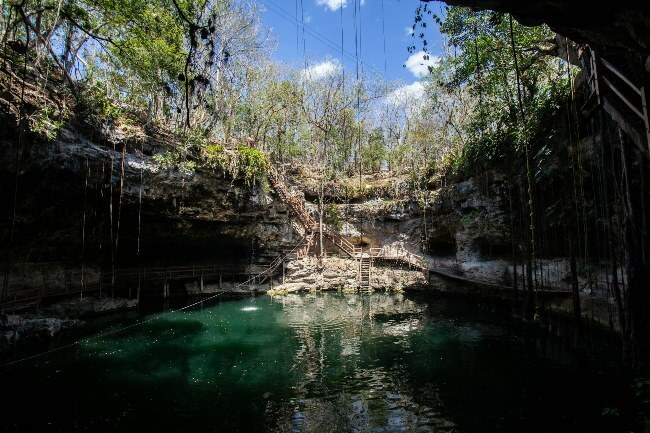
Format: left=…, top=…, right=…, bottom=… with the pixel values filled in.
left=318, top=187, right=324, bottom=258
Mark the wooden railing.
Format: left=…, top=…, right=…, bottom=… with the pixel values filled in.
left=285, top=232, right=315, bottom=261
left=321, top=226, right=361, bottom=258
left=1, top=232, right=316, bottom=312
left=269, top=165, right=428, bottom=277
left=580, top=47, right=650, bottom=154
left=269, top=166, right=360, bottom=258
left=268, top=167, right=317, bottom=230
left=370, top=247, right=427, bottom=273
left=258, top=234, right=315, bottom=282
left=0, top=264, right=246, bottom=312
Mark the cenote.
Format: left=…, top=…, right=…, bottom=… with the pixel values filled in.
left=0, top=292, right=634, bottom=433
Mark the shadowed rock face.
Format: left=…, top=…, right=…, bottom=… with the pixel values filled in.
left=0, top=125, right=299, bottom=270
left=433, top=0, right=650, bottom=53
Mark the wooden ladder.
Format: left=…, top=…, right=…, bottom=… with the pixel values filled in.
left=359, top=255, right=372, bottom=290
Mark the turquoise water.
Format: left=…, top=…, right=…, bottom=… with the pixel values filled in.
left=0, top=293, right=632, bottom=432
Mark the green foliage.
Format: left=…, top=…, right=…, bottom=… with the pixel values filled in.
left=29, top=105, right=65, bottom=141
left=153, top=125, right=211, bottom=173
left=325, top=204, right=343, bottom=231
left=181, top=126, right=210, bottom=151
left=236, top=147, right=268, bottom=186
left=415, top=6, right=570, bottom=180
left=203, top=144, right=226, bottom=167
left=153, top=150, right=179, bottom=168
left=633, top=377, right=650, bottom=406
left=601, top=407, right=622, bottom=417
left=153, top=149, right=196, bottom=173
left=78, top=82, right=123, bottom=120
left=153, top=136, right=268, bottom=183
left=460, top=211, right=476, bottom=228
left=202, top=142, right=269, bottom=185
left=362, top=128, right=386, bottom=173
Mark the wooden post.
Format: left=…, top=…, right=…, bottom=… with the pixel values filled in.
left=282, top=260, right=286, bottom=284
left=591, top=48, right=602, bottom=107
left=200, top=269, right=204, bottom=293
left=641, top=81, right=650, bottom=155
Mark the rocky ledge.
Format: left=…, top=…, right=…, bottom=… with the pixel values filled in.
left=1, top=314, right=84, bottom=345
left=267, top=257, right=427, bottom=295
left=1, top=296, right=138, bottom=348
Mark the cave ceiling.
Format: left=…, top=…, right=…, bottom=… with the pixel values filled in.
left=428, top=0, right=650, bottom=54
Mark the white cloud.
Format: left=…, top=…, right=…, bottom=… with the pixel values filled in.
left=405, top=26, right=414, bottom=36
left=386, top=82, right=425, bottom=107
left=304, top=14, right=312, bottom=24
left=404, top=51, right=440, bottom=78
left=300, top=59, right=342, bottom=81
left=316, top=0, right=347, bottom=11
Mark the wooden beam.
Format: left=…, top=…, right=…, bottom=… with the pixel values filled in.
left=641, top=82, right=650, bottom=155
left=602, top=76, right=645, bottom=119
left=602, top=95, right=649, bottom=158
left=591, top=48, right=602, bottom=107
left=601, top=57, right=643, bottom=96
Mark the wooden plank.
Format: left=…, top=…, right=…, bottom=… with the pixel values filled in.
left=601, top=57, right=643, bottom=96
left=601, top=76, right=645, bottom=119
left=591, top=48, right=602, bottom=107
left=641, top=83, right=650, bottom=155
left=602, top=96, right=649, bottom=156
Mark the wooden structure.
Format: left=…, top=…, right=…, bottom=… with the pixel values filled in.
left=580, top=46, right=650, bottom=155
left=268, top=166, right=428, bottom=288
left=1, top=233, right=314, bottom=313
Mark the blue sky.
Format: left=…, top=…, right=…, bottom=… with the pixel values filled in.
left=258, top=0, right=445, bottom=85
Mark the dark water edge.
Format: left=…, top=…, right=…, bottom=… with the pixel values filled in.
left=404, top=291, right=639, bottom=430
left=0, top=291, right=643, bottom=433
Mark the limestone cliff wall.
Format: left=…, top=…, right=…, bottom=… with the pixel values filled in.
left=0, top=123, right=300, bottom=294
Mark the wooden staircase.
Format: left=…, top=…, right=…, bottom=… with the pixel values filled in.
left=268, top=167, right=317, bottom=231
left=268, top=165, right=429, bottom=289
left=579, top=47, right=650, bottom=156
left=268, top=166, right=361, bottom=258
left=359, top=255, right=372, bottom=290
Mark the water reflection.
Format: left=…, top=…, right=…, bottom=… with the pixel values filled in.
left=0, top=292, right=629, bottom=433
left=270, top=293, right=456, bottom=432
